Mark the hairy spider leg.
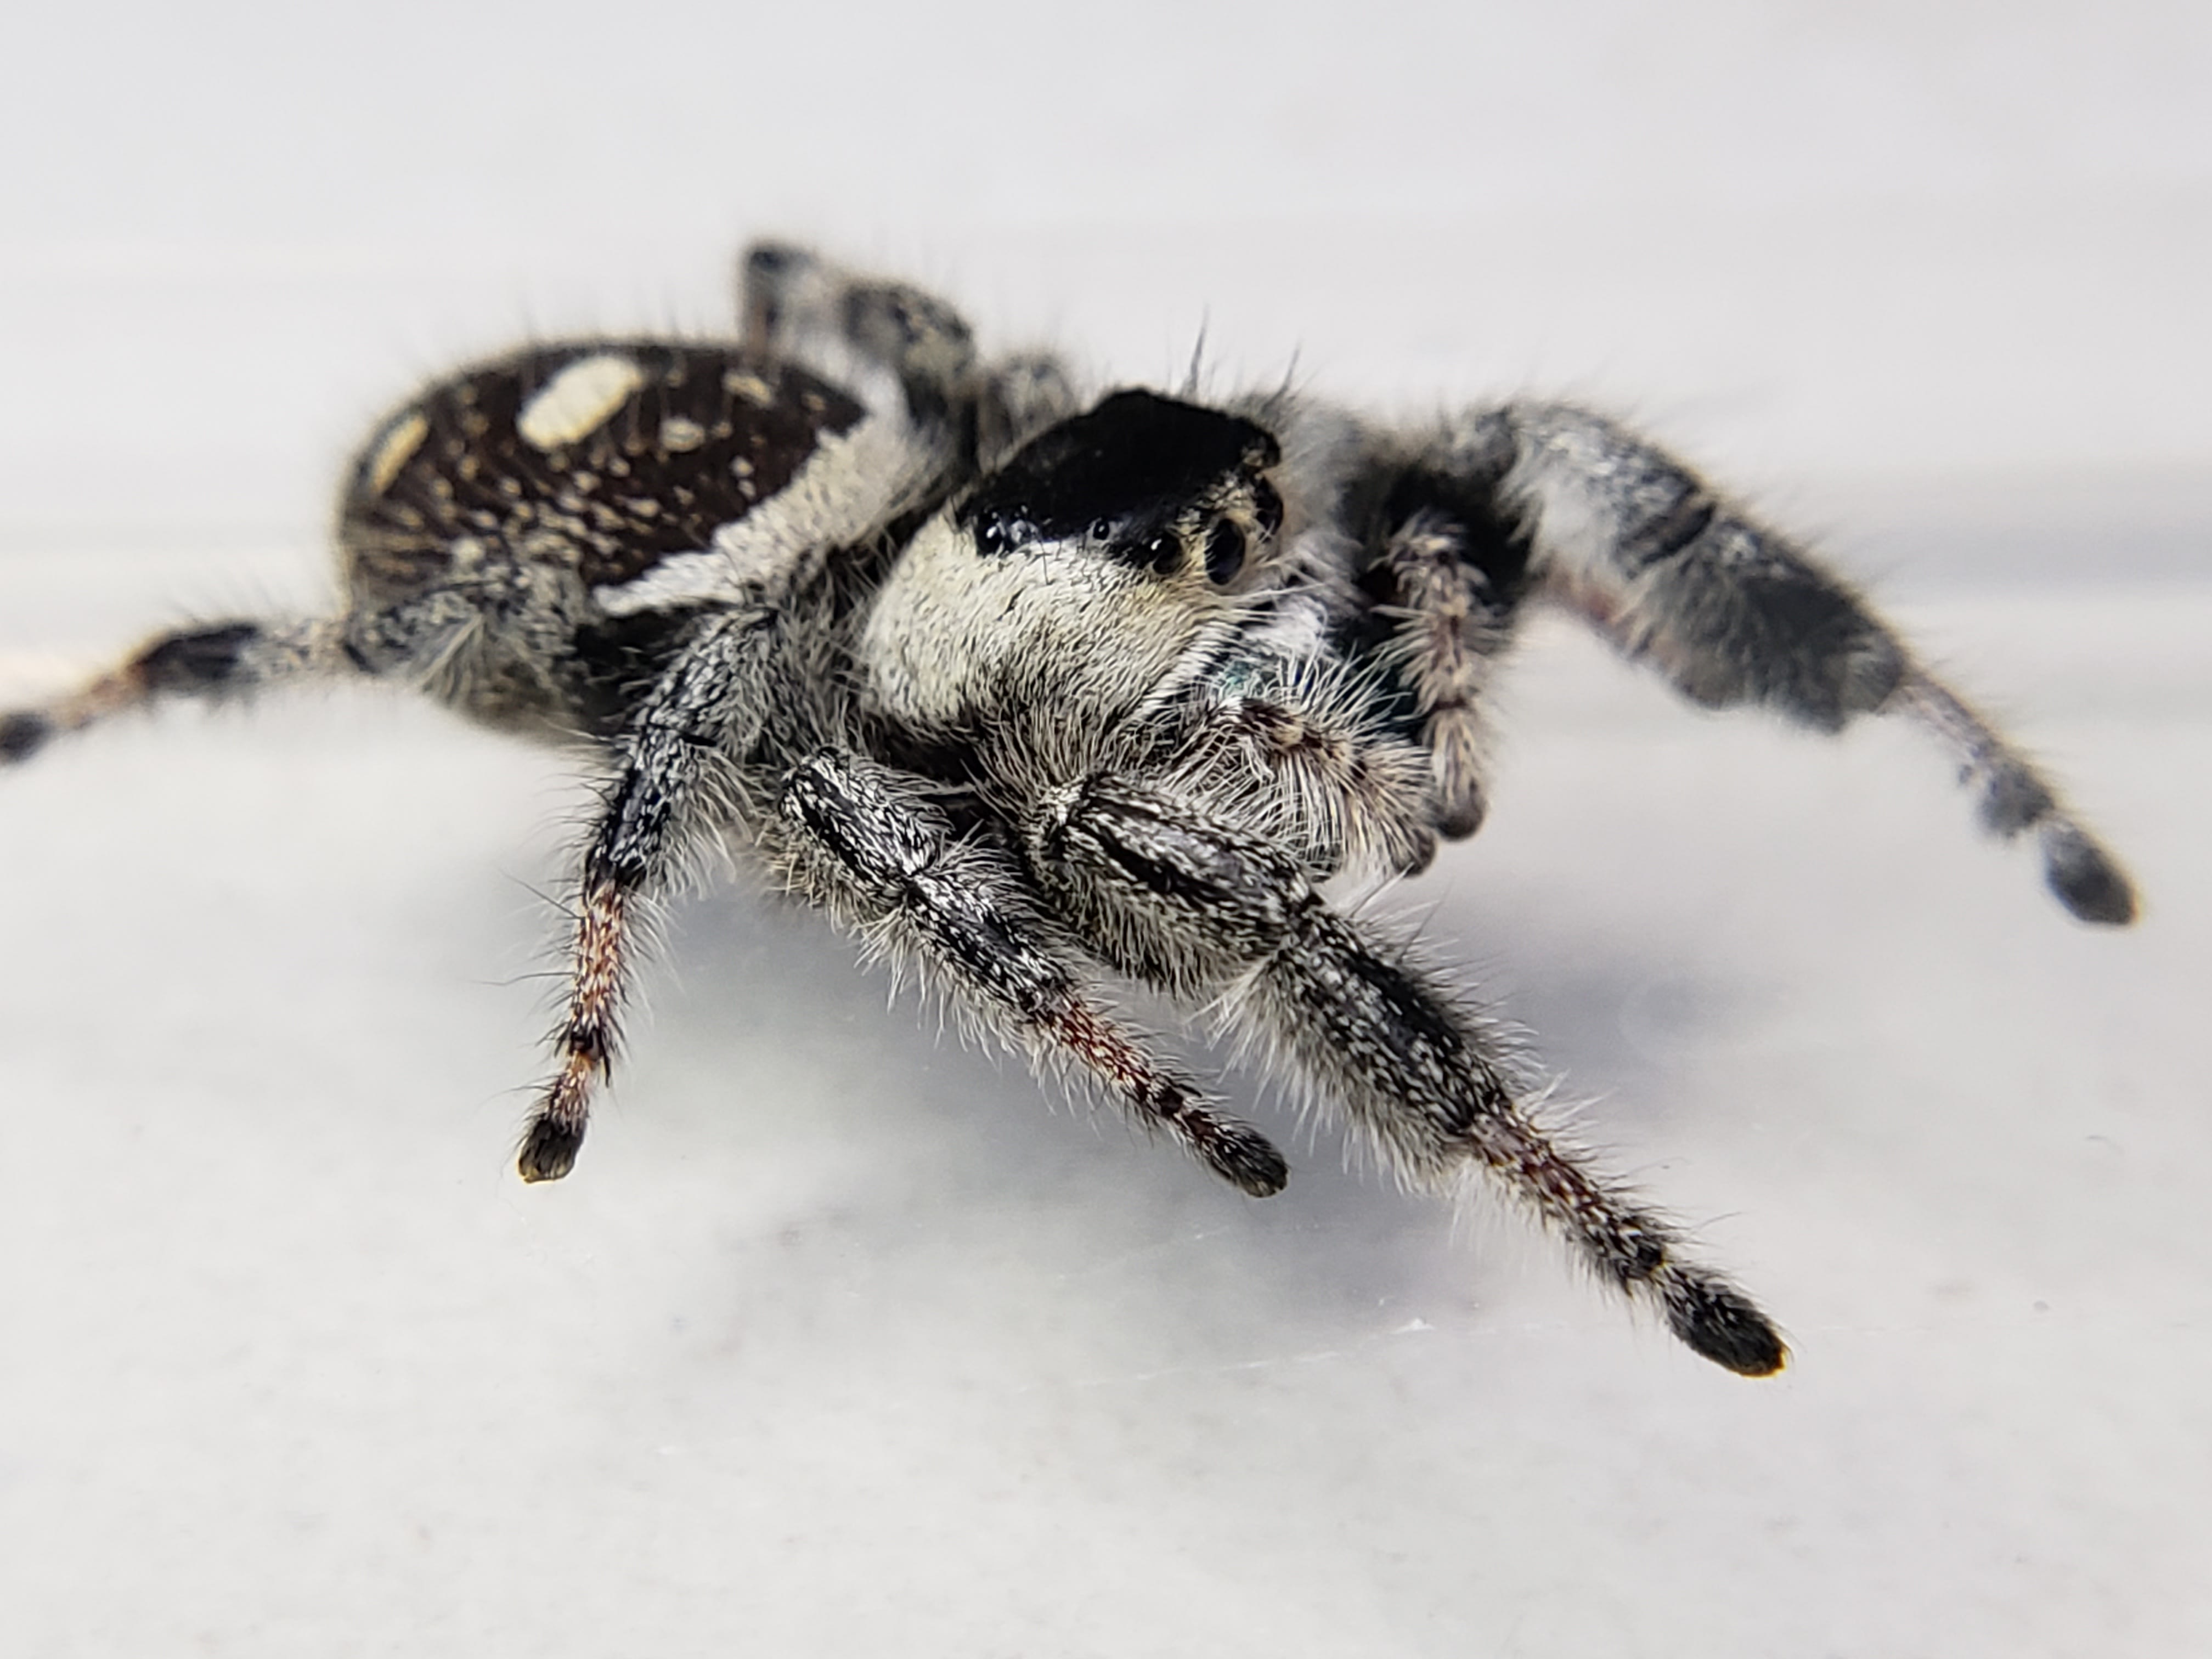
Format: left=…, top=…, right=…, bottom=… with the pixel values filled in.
left=0, top=617, right=353, bottom=765
left=1368, top=402, right=2136, bottom=923
left=741, top=240, right=1077, bottom=475
left=774, top=748, right=1288, bottom=1197
left=520, top=609, right=785, bottom=1179
left=1026, top=772, right=1786, bottom=1375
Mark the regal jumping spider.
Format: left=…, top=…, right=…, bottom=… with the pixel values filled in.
left=1, top=242, right=2136, bottom=1375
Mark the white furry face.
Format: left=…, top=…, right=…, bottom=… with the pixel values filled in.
left=862, top=512, right=1227, bottom=735
left=860, top=390, right=1285, bottom=738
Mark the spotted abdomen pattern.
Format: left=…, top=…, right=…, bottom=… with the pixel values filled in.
left=341, top=342, right=867, bottom=609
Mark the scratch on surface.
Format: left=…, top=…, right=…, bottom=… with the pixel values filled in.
left=1050, top=1226, right=1242, bottom=1283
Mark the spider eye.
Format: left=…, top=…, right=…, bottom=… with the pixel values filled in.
left=1202, top=520, right=1246, bottom=584
left=1142, top=533, right=1180, bottom=574
left=1088, top=517, right=1116, bottom=542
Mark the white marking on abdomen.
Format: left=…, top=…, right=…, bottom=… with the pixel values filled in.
left=365, top=410, right=428, bottom=494
left=591, top=411, right=929, bottom=616
left=518, top=354, right=645, bottom=450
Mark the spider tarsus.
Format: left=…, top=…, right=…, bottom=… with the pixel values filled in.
left=1139, top=1073, right=1289, bottom=1194
left=1433, top=799, right=1483, bottom=843
left=2040, top=823, right=2137, bottom=927
left=1205, top=1123, right=1290, bottom=1197
left=517, top=1119, right=584, bottom=1183
left=0, top=710, right=53, bottom=763
left=1661, top=1273, right=1789, bottom=1377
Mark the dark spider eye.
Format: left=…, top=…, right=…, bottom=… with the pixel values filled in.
left=1203, top=520, right=1246, bottom=584
left=1142, top=533, right=1180, bottom=574
left=1088, top=517, right=1115, bottom=542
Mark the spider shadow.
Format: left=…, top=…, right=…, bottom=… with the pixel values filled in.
left=613, top=870, right=1776, bottom=1363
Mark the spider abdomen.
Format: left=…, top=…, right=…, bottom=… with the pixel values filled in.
left=340, top=342, right=867, bottom=610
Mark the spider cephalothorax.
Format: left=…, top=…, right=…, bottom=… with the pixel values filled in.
left=1, top=240, right=2138, bottom=1376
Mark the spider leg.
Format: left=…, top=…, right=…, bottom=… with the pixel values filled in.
left=1386, top=402, right=2135, bottom=923
left=0, top=616, right=351, bottom=765
left=1341, top=495, right=1534, bottom=849
left=772, top=746, right=1288, bottom=1196
left=739, top=240, right=1078, bottom=468
left=518, top=610, right=782, bottom=1180
left=740, top=241, right=980, bottom=427
left=1027, top=772, right=1787, bottom=1376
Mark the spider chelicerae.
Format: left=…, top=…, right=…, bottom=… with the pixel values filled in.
left=0, top=240, right=2137, bottom=1375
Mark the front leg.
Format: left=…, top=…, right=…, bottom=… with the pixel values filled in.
left=1026, top=772, right=1786, bottom=1375
left=1384, top=403, right=2136, bottom=923
left=772, top=748, right=1286, bottom=1196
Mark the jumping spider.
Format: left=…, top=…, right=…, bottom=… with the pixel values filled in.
left=1, top=241, right=2137, bottom=1376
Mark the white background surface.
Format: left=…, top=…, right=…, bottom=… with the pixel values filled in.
left=1, top=4, right=2207, bottom=1654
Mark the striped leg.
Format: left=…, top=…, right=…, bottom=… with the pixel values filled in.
left=1, top=617, right=348, bottom=764
left=519, top=611, right=777, bottom=1180
left=774, top=748, right=1287, bottom=1197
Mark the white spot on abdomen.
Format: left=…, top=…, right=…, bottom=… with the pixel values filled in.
left=518, top=354, right=645, bottom=450
left=723, top=369, right=775, bottom=407
left=365, top=410, right=428, bottom=494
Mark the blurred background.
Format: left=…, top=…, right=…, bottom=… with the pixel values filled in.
left=1, top=3, right=2205, bottom=1654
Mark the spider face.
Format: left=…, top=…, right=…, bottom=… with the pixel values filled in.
left=962, top=388, right=1282, bottom=577
left=866, top=390, right=1289, bottom=741
left=1, top=240, right=2140, bottom=1376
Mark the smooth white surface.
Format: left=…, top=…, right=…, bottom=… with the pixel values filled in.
left=2, top=5, right=2207, bottom=1654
